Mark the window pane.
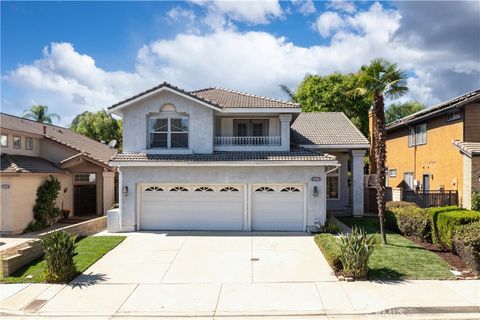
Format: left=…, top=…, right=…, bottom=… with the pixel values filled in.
left=25, top=138, right=33, bottom=150
left=252, top=123, right=264, bottom=136
left=150, top=133, right=168, bottom=148
left=150, top=118, right=168, bottom=132
left=237, top=123, right=248, bottom=136
left=171, top=118, right=188, bottom=132
left=13, top=136, right=21, bottom=148
left=171, top=133, right=188, bottom=148
left=0, top=135, right=7, bottom=147
left=326, top=176, right=339, bottom=199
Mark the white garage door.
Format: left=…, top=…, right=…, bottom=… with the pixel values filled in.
left=251, top=185, right=304, bottom=231
left=140, top=185, right=244, bottom=230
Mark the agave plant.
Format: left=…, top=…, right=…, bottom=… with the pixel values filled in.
left=41, top=231, right=77, bottom=283
left=337, top=226, right=376, bottom=279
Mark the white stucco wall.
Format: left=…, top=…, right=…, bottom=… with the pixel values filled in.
left=122, top=91, right=214, bottom=154
left=118, top=165, right=327, bottom=231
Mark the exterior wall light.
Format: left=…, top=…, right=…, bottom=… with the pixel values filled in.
left=122, top=186, right=128, bottom=196
left=313, top=186, right=319, bottom=197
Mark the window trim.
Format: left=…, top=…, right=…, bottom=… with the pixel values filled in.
left=148, top=114, right=189, bottom=149
left=25, top=137, right=33, bottom=150
left=0, top=134, right=8, bottom=147
left=389, top=169, right=397, bottom=178
left=74, top=173, right=96, bottom=184
left=326, top=168, right=340, bottom=200
left=408, top=124, right=427, bottom=147
left=12, top=136, right=21, bottom=149
left=446, top=111, right=462, bottom=122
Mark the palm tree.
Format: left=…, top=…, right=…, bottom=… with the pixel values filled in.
left=279, top=84, right=298, bottom=103
left=22, top=105, right=60, bottom=124
left=352, top=58, right=408, bottom=245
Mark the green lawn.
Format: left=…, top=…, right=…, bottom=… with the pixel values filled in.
left=1, top=236, right=126, bottom=283
left=316, top=218, right=455, bottom=280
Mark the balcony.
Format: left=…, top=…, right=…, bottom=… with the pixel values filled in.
left=213, top=136, right=282, bottom=151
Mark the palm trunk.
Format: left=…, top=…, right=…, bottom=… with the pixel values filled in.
left=373, top=93, right=387, bottom=245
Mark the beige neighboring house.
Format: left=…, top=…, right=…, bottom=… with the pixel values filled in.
left=0, top=113, right=117, bottom=235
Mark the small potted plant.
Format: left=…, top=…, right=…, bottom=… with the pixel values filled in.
left=62, top=209, right=71, bottom=221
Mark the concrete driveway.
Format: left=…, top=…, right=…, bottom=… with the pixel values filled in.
left=74, top=231, right=337, bottom=284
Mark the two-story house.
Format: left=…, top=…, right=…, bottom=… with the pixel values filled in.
left=385, top=89, right=480, bottom=209
left=109, top=82, right=369, bottom=232
left=0, top=113, right=117, bottom=234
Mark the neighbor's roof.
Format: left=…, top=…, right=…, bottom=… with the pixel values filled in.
left=108, top=82, right=300, bottom=111
left=386, top=89, right=480, bottom=131
left=111, top=149, right=335, bottom=163
left=0, top=154, right=66, bottom=174
left=0, top=113, right=117, bottom=165
left=453, top=140, right=480, bottom=156
left=291, top=112, right=369, bottom=147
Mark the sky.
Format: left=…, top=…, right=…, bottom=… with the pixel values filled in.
left=1, top=0, right=479, bottom=126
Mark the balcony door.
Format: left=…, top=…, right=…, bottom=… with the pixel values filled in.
left=233, top=119, right=269, bottom=136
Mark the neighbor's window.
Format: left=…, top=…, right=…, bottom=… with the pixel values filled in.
left=149, top=116, right=189, bottom=149
left=0, top=134, right=7, bottom=147
left=389, top=169, right=397, bottom=177
left=13, top=136, right=21, bottom=149
left=408, top=124, right=427, bottom=147
left=74, top=173, right=96, bottom=183
left=25, top=138, right=33, bottom=150
left=326, top=168, right=340, bottom=200
left=446, top=111, right=462, bottom=122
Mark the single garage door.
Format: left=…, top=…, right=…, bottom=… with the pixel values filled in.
left=251, top=185, right=304, bottom=231
left=140, top=185, right=244, bottom=230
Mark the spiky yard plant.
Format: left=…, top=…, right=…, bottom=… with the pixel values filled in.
left=42, top=231, right=77, bottom=283
left=337, top=226, right=376, bottom=279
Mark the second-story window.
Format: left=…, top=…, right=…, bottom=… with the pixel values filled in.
left=446, top=111, right=462, bottom=122
left=13, top=136, right=21, bottom=149
left=149, top=116, right=189, bottom=149
left=0, top=134, right=7, bottom=147
left=408, top=124, right=427, bottom=147
left=25, top=138, right=33, bottom=150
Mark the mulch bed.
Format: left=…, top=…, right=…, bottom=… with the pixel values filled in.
left=406, top=236, right=478, bottom=279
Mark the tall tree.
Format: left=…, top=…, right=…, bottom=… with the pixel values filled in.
left=22, top=105, right=60, bottom=124
left=291, top=73, right=371, bottom=137
left=352, top=58, right=408, bottom=245
left=386, top=101, right=425, bottom=124
left=70, top=110, right=122, bottom=148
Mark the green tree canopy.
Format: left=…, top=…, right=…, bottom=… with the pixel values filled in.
left=292, top=73, right=372, bottom=137
left=22, top=105, right=60, bottom=124
left=70, top=110, right=122, bottom=148
left=386, top=101, right=425, bottom=124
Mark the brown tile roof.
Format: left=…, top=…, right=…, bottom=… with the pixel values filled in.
left=291, top=112, right=369, bottom=146
left=111, top=149, right=335, bottom=163
left=0, top=113, right=117, bottom=165
left=191, top=87, right=300, bottom=109
left=108, top=82, right=300, bottom=111
left=1, top=154, right=66, bottom=173
left=386, top=89, right=480, bottom=131
left=453, top=140, right=480, bottom=156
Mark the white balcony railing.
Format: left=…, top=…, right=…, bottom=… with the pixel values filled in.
left=214, top=136, right=281, bottom=146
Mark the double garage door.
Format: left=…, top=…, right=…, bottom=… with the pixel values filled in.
left=140, top=184, right=305, bottom=231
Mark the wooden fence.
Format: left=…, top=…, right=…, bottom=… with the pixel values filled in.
left=403, top=190, right=458, bottom=208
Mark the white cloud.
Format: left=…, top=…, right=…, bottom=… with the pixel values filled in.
left=316, top=11, right=343, bottom=38
left=291, top=0, right=316, bottom=15
left=327, top=0, right=356, bottom=14
left=4, top=2, right=479, bottom=124
left=167, top=7, right=199, bottom=34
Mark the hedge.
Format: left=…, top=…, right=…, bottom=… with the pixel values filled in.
left=394, top=206, right=431, bottom=242
left=385, top=201, right=418, bottom=233
left=453, top=221, right=480, bottom=274
left=429, top=207, right=480, bottom=251
left=314, top=234, right=342, bottom=271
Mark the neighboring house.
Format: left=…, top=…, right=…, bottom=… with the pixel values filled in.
left=109, top=82, right=369, bottom=232
left=0, top=113, right=117, bottom=234
left=384, top=90, right=480, bottom=208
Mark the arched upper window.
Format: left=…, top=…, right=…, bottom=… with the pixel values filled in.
left=280, top=187, right=301, bottom=192
left=255, top=187, right=274, bottom=192
left=160, top=104, right=177, bottom=112
left=219, top=187, right=239, bottom=192
left=144, top=186, right=164, bottom=192
left=170, top=186, right=189, bottom=192
left=195, top=187, right=214, bottom=192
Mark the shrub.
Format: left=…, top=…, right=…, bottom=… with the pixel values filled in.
left=323, top=219, right=340, bottom=234
left=30, top=176, right=62, bottom=230
left=386, top=201, right=418, bottom=211
left=337, top=226, right=376, bottom=279
left=429, top=207, right=480, bottom=251
left=41, top=231, right=77, bottom=283
left=453, top=221, right=480, bottom=274
left=314, top=234, right=342, bottom=271
left=24, top=221, right=45, bottom=233
left=385, top=201, right=418, bottom=233
left=394, top=206, right=431, bottom=242
left=472, top=192, right=480, bottom=211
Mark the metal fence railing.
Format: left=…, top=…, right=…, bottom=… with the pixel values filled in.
left=402, top=190, right=458, bottom=208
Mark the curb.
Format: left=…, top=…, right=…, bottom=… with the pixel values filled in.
left=377, top=306, right=480, bottom=315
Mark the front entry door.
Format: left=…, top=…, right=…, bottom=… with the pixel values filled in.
left=422, top=174, right=430, bottom=192
left=74, top=185, right=97, bottom=216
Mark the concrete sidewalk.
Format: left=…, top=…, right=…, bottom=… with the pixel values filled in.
left=1, top=280, right=478, bottom=318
